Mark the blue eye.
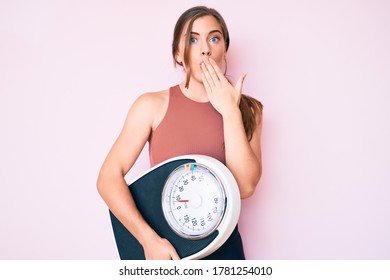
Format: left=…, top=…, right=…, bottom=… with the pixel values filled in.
left=210, top=37, right=219, bottom=43
left=190, top=37, right=197, bottom=43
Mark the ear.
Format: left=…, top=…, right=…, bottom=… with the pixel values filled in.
left=175, top=52, right=183, bottom=65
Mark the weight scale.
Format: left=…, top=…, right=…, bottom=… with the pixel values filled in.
left=109, top=155, right=241, bottom=260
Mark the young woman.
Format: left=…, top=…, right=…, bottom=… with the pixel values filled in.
left=97, top=6, right=263, bottom=260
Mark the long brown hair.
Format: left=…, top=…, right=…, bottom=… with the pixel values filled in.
left=172, top=6, right=263, bottom=141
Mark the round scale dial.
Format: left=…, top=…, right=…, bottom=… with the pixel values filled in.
left=162, top=163, right=226, bottom=239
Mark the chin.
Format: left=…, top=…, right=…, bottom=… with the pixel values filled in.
left=188, top=70, right=203, bottom=84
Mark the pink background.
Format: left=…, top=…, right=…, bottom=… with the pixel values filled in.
left=1, top=0, right=389, bottom=259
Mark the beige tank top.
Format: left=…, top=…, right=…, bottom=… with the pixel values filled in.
left=148, top=85, right=225, bottom=167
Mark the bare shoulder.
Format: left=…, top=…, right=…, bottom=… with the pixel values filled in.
left=128, top=89, right=169, bottom=129
left=135, top=89, right=169, bottom=108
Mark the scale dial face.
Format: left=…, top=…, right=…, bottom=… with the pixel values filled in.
left=162, top=163, right=226, bottom=240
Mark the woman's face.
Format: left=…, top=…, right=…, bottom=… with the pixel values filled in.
left=177, top=15, right=227, bottom=84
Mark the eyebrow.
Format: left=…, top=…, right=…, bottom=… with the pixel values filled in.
left=189, top=30, right=223, bottom=36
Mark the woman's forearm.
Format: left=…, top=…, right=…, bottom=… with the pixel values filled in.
left=222, top=108, right=262, bottom=198
left=96, top=171, right=157, bottom=247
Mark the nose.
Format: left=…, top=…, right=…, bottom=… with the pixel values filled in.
left=201, top=41, right=211, bottom=56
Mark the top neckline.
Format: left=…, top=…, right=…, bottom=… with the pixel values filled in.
left=176, top=84, right=210, bottom=104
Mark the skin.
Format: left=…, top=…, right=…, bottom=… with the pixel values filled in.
left=97, top=15, right=262, bottom=260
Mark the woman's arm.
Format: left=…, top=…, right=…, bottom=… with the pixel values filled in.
left=222, top=107, right=262, bottom=198
left=96, top=92, right=180, bottom=259
left=201, top=57, right=262, bottom=198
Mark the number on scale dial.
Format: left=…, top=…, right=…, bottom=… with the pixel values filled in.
left=162, top=163, right=226, bottom=239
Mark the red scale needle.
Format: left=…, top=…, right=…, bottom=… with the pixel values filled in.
left=178, top=200, right=189, bottom=202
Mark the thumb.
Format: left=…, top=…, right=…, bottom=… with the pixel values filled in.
left=235, top=73, right=247, bottom=93
left=170, top=250, right=181, bottom=260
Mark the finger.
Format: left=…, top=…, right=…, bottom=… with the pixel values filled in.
left=171, top=253, right=181, bottom=260
left=235, top=73, right=247, bottom=94
left=201, top=70, right=212, bottom=94
left=203, top=57, right=220, bottom=85
left=201, top=62, right=215, bottom=88
left=170, top=249, right=181, bottom=260
left=208, top=57, right=225, bottom=81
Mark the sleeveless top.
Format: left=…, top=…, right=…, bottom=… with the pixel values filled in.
left=148, top=85, right=225, bottom=167
left=147, top=85, right=245, bottom=260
